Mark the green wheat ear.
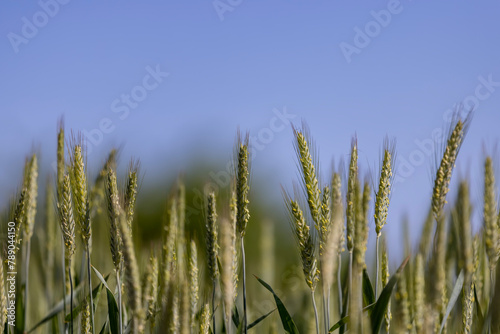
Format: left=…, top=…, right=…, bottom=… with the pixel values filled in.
left=23, top=154, right=38, bottom=240
left=56, top=118, right=65, bottom=202
left=432, top=114, right=470, bottom=220
left=89, top=149, right=117, bottom=217
left=13, top=187, right=27, bottom=246
left=158, top=198, right=178, bottom=311
left=293, top=125, right=321, bottom=228
left=57, top=174, right=76, bottom=261
left=200, top=303, right=211, bottom=334
left=331, top=172, right=344, bottom=253
left=483, top=156, right=499, bottom=271
left=81, top=296, right=91, bottom=333
left=319, top=185, right=331, bottom=257
left=454, top=181, right=473, bottom=284
left=145, top=253, right=158, bottom=332
left=284, top=193, right=319, bottom=291
left=70, top=142, right=91, bottom=245
left=346, top=138, right=358, bottom=252
left=395, top=267, right=411, bottom=332
left=106, top=168, right=123, bottom=272
left=418, top=208, right=434, bottom=261
left=235, top=133, right=250, bottom=236
left=354, top=180, right=370, bottom=267
left=205, top=192, right=219, bottom=282
left=375, top=139, right=395, bottom=237
left=124, top=159, right=140, bottom=232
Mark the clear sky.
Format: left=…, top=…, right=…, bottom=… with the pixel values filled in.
left=1, top=1, right=500, bottom=256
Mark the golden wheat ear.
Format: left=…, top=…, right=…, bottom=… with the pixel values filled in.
left=205, top=191, right=219, bottom=282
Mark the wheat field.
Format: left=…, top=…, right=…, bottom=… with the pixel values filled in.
left=1, top=112, right=500, bottom=334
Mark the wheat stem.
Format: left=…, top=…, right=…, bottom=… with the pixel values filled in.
left=66, top=265, right=73, bottom=334
left=241, top=238, right=248, bottom=334
left=116, top=269, right=123, bottom=334
left=311, top=290, right=320, bottom=334
left=376, top=235, right=380, bottom=297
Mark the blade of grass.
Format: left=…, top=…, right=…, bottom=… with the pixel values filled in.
left=247, top=309, right=276, bottom=330
left=329, top=303, right=375, bottom=332
left=370, top=255, right=409, bottom=334
left=474, top=284, right=484, bottom=324
left=65, top=282, right=105, bottom=322
left=363, top=268, right=376, bottom=307
left=439, top=270, right=464, bottom=334
left=107, top=289, right=120, bottom=334
left=92, top=266, right=120, bottom=334
left=27, top=280, right=85, bottom=333
left=254, top=276, right=299, bottom=334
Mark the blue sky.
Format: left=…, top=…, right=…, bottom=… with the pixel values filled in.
left=1, top=1, right=500, bottom=255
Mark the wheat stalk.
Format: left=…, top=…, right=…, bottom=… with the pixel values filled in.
left=381, top=239, right=391, bottom=333
left=433, top=213, right=448, bottom=331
